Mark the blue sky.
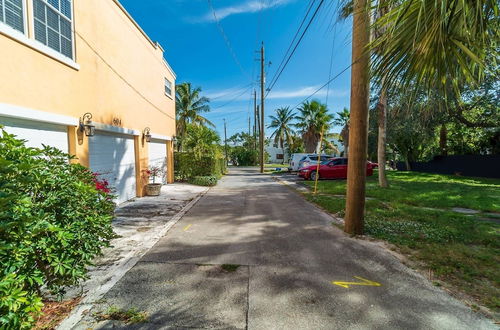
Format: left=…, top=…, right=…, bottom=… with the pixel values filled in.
left=120, top=0, right=353, bottom=139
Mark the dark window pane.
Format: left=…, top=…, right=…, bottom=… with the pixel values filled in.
left=47, top=0, right=58, bottom=10
left=34, top=19, right=47, bottom=43
left=310, top=156, right=318, bottom=161
left=33, top=0, right=45, bottom=21
left=60, top=18, right=70, bottom=38
left=4, top=0, right=24, bottom=32
left=46, top=6, right=59, bottom=30
left=61, top=37, right=72, bottom=57
left=61, top=0, right=71, bottom=18
left=47, top=27, right=60, bottom=51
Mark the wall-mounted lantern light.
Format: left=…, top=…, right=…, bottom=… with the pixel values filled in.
left=143, top=127, right=152, bottom=143
left=172, top=135, right=177, bottom=143
left=79, top=112, right=95, bottom=137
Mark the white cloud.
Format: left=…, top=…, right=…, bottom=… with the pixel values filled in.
left=194, top=0, right=294, bottom=22
left=267, top=86, right=349, bottom=100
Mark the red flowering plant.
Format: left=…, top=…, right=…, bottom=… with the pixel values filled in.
left=144, top=165, right=164, bottom=184
left=91, top=172, right=114, bottom=198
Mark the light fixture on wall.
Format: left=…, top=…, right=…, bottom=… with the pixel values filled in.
left=79, top=112, right=95, bottom=137
left=172, top=135, right=177, bottom=143
left=143, top=127, right=152, bottom=142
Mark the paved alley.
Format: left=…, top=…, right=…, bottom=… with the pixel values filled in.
left=75, top=168, right=494, bottom=330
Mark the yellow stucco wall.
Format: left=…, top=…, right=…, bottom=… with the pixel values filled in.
left=0, top=0, right=176, bottom=196
left=0, top=0, right=175, bottom=135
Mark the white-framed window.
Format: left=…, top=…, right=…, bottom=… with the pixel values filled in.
left=165, top=78, right=172, bottom=96
left=33, top=0, right=73, bottom=59
left=0, top=0, right=25, bottom=33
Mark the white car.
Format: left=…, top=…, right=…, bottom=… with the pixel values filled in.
left=298, top=154, right=332, bottom=170
left=288, top=153, right=310, bottom=172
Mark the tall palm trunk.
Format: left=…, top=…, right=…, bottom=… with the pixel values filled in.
left=377, top=86, right=389, bottom=187
left=345, top=0, right=370, bottom=235
left=439, top=124, right=448, bottom=156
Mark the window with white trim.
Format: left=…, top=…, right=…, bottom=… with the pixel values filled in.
left=0, top=0, right=25, bottom=33
left=33, top=0, right=73, bottom=59
left=165, top=78, right=172, bottom=96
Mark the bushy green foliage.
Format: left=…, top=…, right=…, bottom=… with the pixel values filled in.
left=0, top=129, right=115, bottom=328
left=230, top=146, right=258, bottom=166
left=188, top=176, right=218, bottom=187
left=174, top=152, right=226, bottom=181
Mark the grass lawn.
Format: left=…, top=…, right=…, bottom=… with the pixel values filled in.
left=303, top=171, right=500, bottom=313
left=264, top=163, right=288, bottom=168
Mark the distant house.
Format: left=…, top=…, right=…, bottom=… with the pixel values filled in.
left=267, top=144, right=289, bottom=164
left=0, top=0, right=176, bottom=204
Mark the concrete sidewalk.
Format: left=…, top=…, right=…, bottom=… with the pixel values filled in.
left=72, top=168, right=495, bottom=329
left=58, top=183, right=208, bottom=329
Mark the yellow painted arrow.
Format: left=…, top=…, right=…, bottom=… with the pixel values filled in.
left=332, top=276, right=382, bottom=288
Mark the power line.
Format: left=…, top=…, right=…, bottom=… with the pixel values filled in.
left=208, top=83, right=253, bottom=101
left=266, top=0, right=326, bottom=97
left=290, top=61, right=354, bottom=111
left=207, top=0, right=249, bottom=78
left=75, top=31, right=175, bottom=121
left=267, top=0, right=316, bottom=90
left=212, top=86, right=253, bottom=110
left=325, top=23, right=338, bottom=107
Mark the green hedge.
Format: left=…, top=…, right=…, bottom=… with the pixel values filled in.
left=174, top=152, right=226, bottom=181
left=188, top=176, right=218, bottom=187
left=0, top=129, right=115, bottom=328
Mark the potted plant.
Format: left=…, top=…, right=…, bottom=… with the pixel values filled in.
left=145, top=165, right=164, bottom=196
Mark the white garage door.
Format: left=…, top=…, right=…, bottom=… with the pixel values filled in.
left=89, top=131, right=137, bottom=204
left=0, top=116, right=69, bottom=152
left=148, top=139, right=167, bottom=184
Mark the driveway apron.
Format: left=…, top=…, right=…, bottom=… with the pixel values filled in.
left=76, top=168, right=494, bottom=330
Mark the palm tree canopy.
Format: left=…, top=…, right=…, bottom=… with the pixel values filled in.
left=295, top=100, right=333, bottom=134
left=295, top=100, right=334, bottom=152
left=371, top=0, right=499, bottom=97
left=333, top=107, right=350, bottom=127
left=175, top=82, right=214, bottom=138
left=268, top=107, right=295, bottom=148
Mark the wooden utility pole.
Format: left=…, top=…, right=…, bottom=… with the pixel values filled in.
left=224, top=118, right=228, bottom=165
left=313, top=127, right=325, bottom=195
left=260, top=43, right=265, bottom=173
left=344, top=0, right=370, bottom=235
left=253, top=90, right=257, bottom=150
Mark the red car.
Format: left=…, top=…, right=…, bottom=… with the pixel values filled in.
left=298, top=158, right=377, bottom=180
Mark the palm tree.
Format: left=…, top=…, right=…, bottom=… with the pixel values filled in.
left=371, top=0, right=497, bottom=97
left=175, top=82, right=214, bottom=150
left=268, top=107, right=295, bottom=164
left=333, top=108, right=350, bottom=156
left=295, top=100, right=333, bottom=153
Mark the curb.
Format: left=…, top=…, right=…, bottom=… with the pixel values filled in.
left=57, top=188, right=210, bottom=330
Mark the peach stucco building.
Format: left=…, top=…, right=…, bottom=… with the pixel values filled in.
left=0, top=0, right=176, bottom=203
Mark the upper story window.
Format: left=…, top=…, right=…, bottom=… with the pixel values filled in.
left=33, top=0, right=73, bottom=59
left=0, top=0, right=25, bottom=33
left=164, top=78, right=173, bottom=97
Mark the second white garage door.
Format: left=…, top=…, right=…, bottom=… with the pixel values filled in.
left=89, top=131, right=137, bottom=204
left=148, top=139, right=167, bottom=184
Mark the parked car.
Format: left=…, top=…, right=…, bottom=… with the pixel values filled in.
left=298, top=158, right=375, bottom=180
left=297, top=154, right=332, bottom=170
left=288, top=153, right=310, bottom=171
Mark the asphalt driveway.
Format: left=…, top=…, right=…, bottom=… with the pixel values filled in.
left=75, top=167, right=494, bottom=329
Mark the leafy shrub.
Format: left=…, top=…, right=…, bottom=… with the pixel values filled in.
left=0, top=129, right=115, bottom=328
left=188, top=176, right=218, bottom=187
left=229, top=146, right=258, bottom=166
left=174, top=152, right=226, bottom=181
